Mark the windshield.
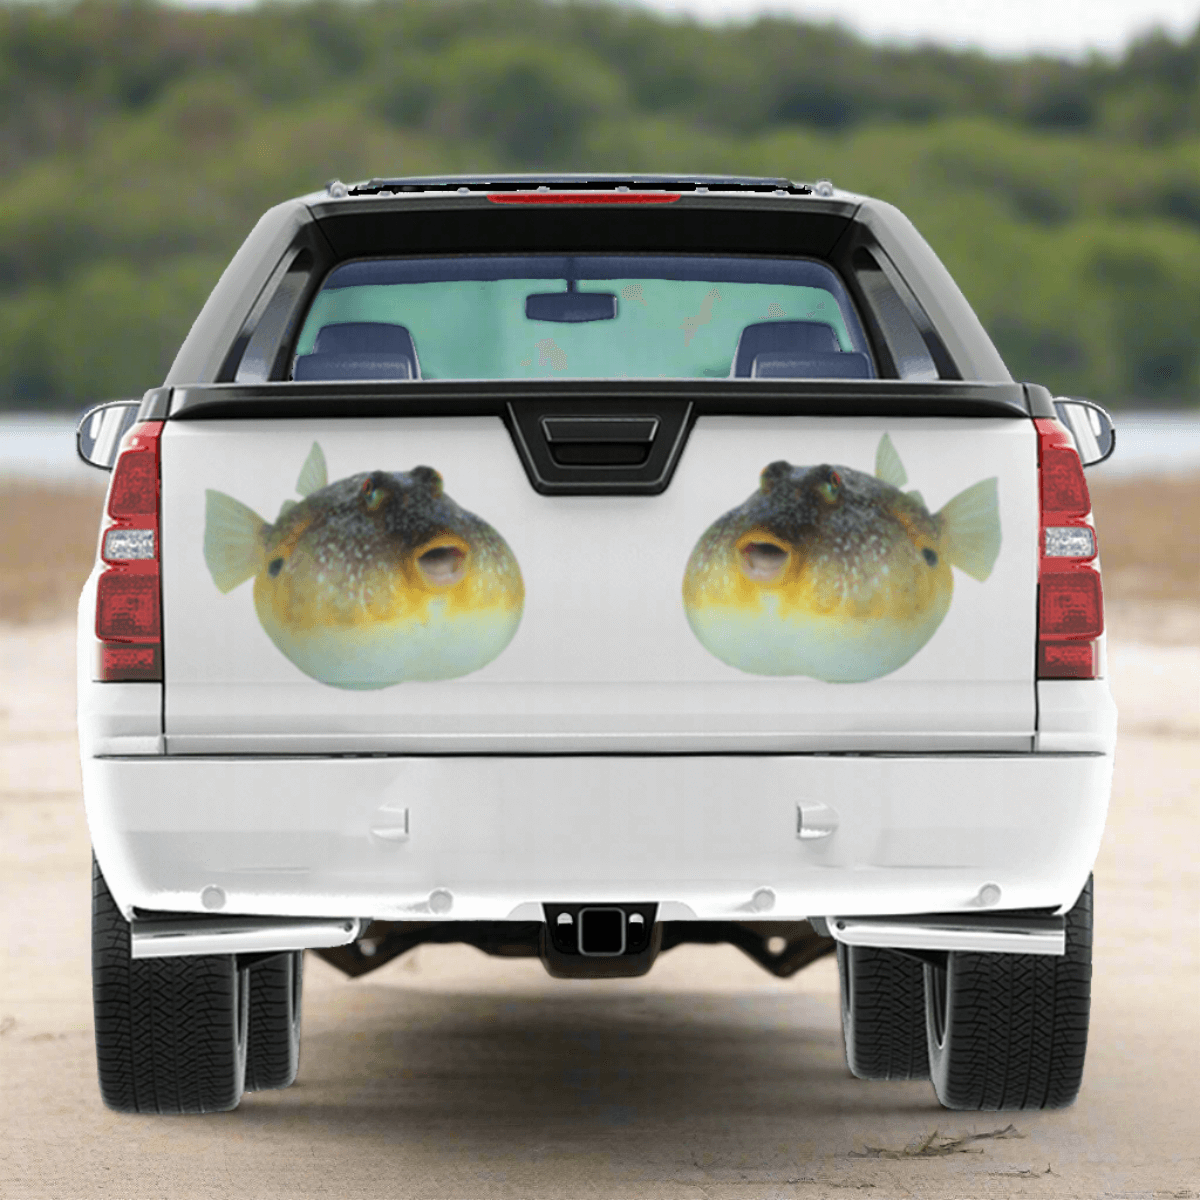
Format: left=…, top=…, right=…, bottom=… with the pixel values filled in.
left=293, top=255, right=874, bottom=381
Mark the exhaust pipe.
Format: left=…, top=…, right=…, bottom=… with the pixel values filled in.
left=131, top=915, right=363, bottom=960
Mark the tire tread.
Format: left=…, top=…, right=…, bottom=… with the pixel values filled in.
left=244, top=952, right=303, bottom=1091
left=839, top=943, right=931, bottom=1081
left=926, top=876, right=1093, bottom=1110
left=92, top=854, right=246, bottom=1114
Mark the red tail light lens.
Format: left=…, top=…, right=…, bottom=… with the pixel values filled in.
left=95, top=421, right=163, bottom=682
left=98, top=643, right=161, bottom=682
left=1039, top=570, right=1103, bottom=637
left=97, top=571, right=160, bottom=638
left=108, top=447, right=158, bottom=517
left=1038, top=641, right=1097, bottom=679
left=1036, top=418, right=1090, bottom=517
left=1035, top=417, right=1102, bottom=680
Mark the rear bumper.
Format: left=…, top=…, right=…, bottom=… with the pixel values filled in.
left=85, top=751, right=1111, bottom=924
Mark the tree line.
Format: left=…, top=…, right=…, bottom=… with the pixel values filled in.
left=1, top=0, right=1198, bottom=409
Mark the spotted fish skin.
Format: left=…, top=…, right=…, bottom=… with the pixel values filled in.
left=682, top=444, right=999, bottom=683
left=205, top=453, right=524, bottom=689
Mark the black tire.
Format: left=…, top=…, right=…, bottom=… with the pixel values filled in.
left=838, top=942, right=931, bottom=1080
left=244, top=951, right=304, bottom=1091
left=92, top=854, right=248, bottom=1114
left=924, top=875, right=1093, bottom=1111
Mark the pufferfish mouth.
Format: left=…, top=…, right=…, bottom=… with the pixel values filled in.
left=416, top=542, right=469, bottom=587
left=737, top=536, right=790, bottom=582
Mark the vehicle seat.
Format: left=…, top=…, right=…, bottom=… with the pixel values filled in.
left=751, top=352, right=872, bottom=379
left=292, top=322, right=421, bottom=381
left=729, top=320, right=841, bottom=377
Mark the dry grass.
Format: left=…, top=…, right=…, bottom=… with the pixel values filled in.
left=0, top=472, right=1195, bottom=632
left=1091, top=473, right=1200, bottom=644
left=0, top=479, right=106, bottom=624
left=1089, top=474, right=1199, bottom=605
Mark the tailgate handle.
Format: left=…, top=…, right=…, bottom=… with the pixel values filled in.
left=541, top=416, right=660, bottom=467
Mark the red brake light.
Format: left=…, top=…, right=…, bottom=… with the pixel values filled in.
left=95, top=421, right=163, bottom=682
left=485, top=192, right=681, bottom=204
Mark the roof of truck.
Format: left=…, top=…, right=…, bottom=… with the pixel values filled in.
left=329, top=173, right=824, bottom=197
left=296, top=174, right=861, bottom=207
left=165, top=174, right=1013, bottom=387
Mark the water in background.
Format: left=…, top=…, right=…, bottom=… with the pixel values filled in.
left=1, top=406, right=1199, bottom=482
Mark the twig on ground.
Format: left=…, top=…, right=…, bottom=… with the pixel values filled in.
left=849, top=1124, right=1026, bottom=1158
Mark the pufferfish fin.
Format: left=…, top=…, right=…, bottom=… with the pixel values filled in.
left=278, top=498, right=298, bottom=520
left=204, top=489, right=266, bottom=594
left=874, top=433, right=908, bottom=488
left=295, top=442, right=327, bottom=497
left=938, top=477, right=1002, bottom=582
left=906, top=489, right=926, bottom=508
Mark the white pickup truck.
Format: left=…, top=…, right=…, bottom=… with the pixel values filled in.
left=77, top=174, right=1116, bottom=1115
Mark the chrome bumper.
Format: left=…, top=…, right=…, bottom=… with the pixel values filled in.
left=825, top=912, right=1066, bottom=956
left=131, top=915, right=363, bottom=959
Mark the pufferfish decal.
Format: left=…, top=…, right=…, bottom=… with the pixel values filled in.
left=682, top=435, right=1001, bottom=683
left=203, top=443, right=524, bottom=689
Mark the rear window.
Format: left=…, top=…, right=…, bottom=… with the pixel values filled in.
left=292, top=254, right=874, bottom=382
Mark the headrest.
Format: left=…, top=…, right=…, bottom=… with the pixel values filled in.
left=292, top=355, right=416, bottom=382
left=730, top=320, right=840, bottom=377
left=293, top=322, right=421, bottom=382
left=751, top=352, right=872, bottom=380
left=313, top=322, right=419, bottom=359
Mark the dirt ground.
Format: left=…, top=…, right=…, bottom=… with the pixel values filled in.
left=1, top=475, right=1197, bottom=1199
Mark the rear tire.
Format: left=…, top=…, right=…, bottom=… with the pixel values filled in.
left=924, top=875, right=1093, bottom=1110
left=92, top=854, right=248, bottom=1114
left=245, top=951, right=304, bottom=1091
left=838, top=943, right=930, bottom=1080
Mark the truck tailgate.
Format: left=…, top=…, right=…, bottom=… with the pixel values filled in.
left=160, top=412, right=1037, bottom=753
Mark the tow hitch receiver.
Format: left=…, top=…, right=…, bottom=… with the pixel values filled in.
left=541, top=903, right=660, bottom=978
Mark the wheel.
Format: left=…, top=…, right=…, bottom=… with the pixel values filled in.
left=91, top=853, right=248, bottom=1114
left=245, top=951, right=304, bottom=1091
left=838, top=942, right=930, bottom=1080
left=924, top=875, right=1093, bottom=1110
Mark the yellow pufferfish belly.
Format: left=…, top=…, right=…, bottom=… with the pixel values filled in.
left=683, top=514, right=955, bottom=683
left=253, top=539, right=524, bottom=690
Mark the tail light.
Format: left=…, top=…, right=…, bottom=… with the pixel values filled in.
left=1036, top=418, right=1102, bottom=679
left=95, top=421, right=163, bottom=681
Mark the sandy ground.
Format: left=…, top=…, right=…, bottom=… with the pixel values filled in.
left=1, top=616, right=1197, bottom=1200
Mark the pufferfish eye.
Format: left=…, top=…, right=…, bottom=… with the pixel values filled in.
left=816, top=469, right=842, bottom=505
left=360, top=476, right=387, bottom=511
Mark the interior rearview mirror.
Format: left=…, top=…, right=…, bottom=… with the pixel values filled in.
left=76, top=400, right=142, bottom=471
left=1053, top=398, right=1115, bottom=468
left=525, top=290, right=618, bottom=323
